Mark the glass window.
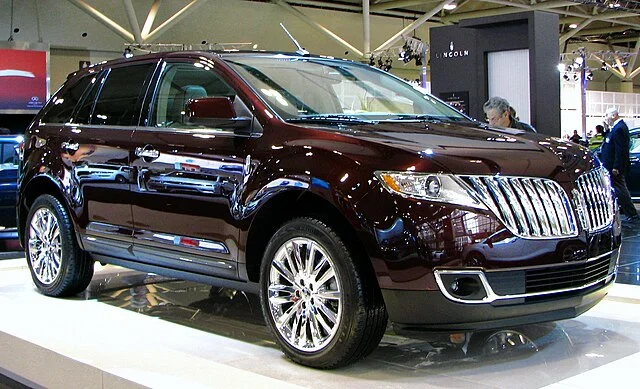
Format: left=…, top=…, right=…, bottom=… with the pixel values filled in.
left=92, top=63, right=155, bottom=126
left=73, top=73, right=104, bottom=125
left=40, top=75, right=92, bottom=123
left=227, top=56, right=468, bottom=122
left=151, top=62, right=236, bottom=128
left=630, top=132, right=640, bottom=154
left=0, top=142, right=19, bottom=168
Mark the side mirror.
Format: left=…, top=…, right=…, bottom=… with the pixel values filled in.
left=185, top=97, right=252, bottom=132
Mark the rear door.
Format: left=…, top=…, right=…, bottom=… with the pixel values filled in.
left=62, top=61, right=158, bottom=259
left=130, top=58, right=252, bottom=279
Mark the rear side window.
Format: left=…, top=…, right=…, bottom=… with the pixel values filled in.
left=92, top=63, right=156, bottom=126
left=40, top=75, right=92, bottom=123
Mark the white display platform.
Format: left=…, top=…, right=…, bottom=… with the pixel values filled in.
left=0, top=258, right=638, bottom=389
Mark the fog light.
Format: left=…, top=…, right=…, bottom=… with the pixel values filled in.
left=450, top=276, right=481, bottom=297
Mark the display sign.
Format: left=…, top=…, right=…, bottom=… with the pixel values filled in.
left=440, top=91, right=469, bottom=114
left=0, top=48, right=48, bottom=113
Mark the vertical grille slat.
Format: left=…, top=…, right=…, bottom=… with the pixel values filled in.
left=533, top=179, right=561, bottom=235
left=574, top=167, right=614, bottom=232
left=461, top=168, right=612, bottom=238
left=522, top=178, right=552, bottom=236
left=497, top=177, right=530, bottom=236
left=509, top=178, right=541, bottom=236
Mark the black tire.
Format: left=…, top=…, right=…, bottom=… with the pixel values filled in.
left=25, top=194, right=94, bottom=297
left=260, top=217, right=388, bottom=369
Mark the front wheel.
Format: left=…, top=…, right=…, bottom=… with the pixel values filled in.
left=260, top=217, right=387, bottom=369
left=25, top=194, right=94, bottom=297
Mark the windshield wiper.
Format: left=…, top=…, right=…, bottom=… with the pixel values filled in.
left=386, top=114, right=446, bottom=122
left=286, top=114, right=377, bottom=125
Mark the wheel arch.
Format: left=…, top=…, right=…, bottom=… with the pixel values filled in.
left=244, top=190, right=375, bottom=286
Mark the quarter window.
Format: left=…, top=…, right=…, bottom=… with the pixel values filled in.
left=40, top=75, right=92, bottom=123
left=151, top=62, right=236, bottom=128
left=92, top=63, right=156, bottom=126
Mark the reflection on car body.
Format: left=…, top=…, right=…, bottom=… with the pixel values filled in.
left=146, top=171, right=230, bottom=195
left=75, top=163, right=132, bottom=183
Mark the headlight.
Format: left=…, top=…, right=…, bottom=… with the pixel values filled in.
left=375, top=171, right=487, bottom=210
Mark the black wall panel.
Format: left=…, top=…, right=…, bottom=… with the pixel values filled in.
left=430, top=12, right=560, bottom=137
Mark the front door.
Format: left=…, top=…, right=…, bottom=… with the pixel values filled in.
left=130, top=59, right=250, bottom=278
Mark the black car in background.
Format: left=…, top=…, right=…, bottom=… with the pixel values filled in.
left=629, top=127, right=640, bottom=200
left=0, top=134, right=22, bottom=250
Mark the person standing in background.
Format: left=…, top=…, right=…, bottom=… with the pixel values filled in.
left=569, top=130, right=582, bottom=144
left=600, top=107, right=639, bottom=224
left=589, top=124, right=606, bottom=153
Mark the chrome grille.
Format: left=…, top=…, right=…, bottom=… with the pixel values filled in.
left=464, top=176, right=577, bottom=238
left=572, top=167, right=615, bottom=232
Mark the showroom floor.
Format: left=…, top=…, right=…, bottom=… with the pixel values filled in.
left=0, top=220, right=638, bottom=388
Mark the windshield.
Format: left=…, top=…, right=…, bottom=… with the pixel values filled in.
left=226, top=55, right=470, bottom=123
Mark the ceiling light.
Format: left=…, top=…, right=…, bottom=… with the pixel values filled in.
left=443, top=3, right=457, bottom=10
left=569, top=23, right=578, bottom=29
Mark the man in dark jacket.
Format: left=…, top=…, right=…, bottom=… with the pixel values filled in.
left=483, top=97, right=536, bottom=132
left=600, top=107, right=639, bottom=224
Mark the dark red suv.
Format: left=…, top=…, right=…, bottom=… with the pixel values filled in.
left=18, top=51, right=621, bottom=368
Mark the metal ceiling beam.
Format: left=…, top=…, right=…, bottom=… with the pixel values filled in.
left=66, top=0, right=134, bottom=42
left=123, top=0, right=143, bottom=43
left=560, top=18, right=593, bottom=44
left=573, top=25, right=630, bottom=35
left=371, top=0, right=440, bottom=12
left=625, top=36, right=640, bottom=77
left=273, top=0, right=364, bottom=57
left=278, top=0, right=440, bottom=19
left=363, top=0, right=371, bottom=56
left=375, top=0, right=454, bottom=52
left=141, top=0, right=161, bottom=39
left=144, top=0, right=207, bottom=42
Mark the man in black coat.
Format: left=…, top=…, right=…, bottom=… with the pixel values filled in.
left=600, top=107, right=639, bottom=224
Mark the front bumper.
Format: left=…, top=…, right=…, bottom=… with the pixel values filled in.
left=383, top=244, right=619, bottom=330
left=384, top=269, right=615, bottom=331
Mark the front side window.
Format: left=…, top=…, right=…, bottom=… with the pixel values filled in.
left=92, top=63, right=156, bottom=126
left=226, top=55, right=469, bottom=123
left=151, top=62, right=236, bottom=128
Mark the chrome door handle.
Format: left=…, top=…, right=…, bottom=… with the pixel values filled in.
left=135, top=145, right=160, bottom=161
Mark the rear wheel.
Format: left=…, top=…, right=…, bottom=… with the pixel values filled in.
left=25, top=194, right=94, bottom=297
left=260, top=217, right=387, bottom=369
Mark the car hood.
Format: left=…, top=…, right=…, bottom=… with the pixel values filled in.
left=330, top=121, right=594, bottom=182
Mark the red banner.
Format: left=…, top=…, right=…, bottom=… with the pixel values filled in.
left=0, top=49, right=47, bottom=112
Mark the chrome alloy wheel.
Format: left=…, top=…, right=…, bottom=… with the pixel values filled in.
left=267, top=238, right=342, bottom=352
left=28, top=208, right=62, bottom=285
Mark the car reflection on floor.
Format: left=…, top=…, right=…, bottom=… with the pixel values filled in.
left=82, top=267, right=614, bottom=372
